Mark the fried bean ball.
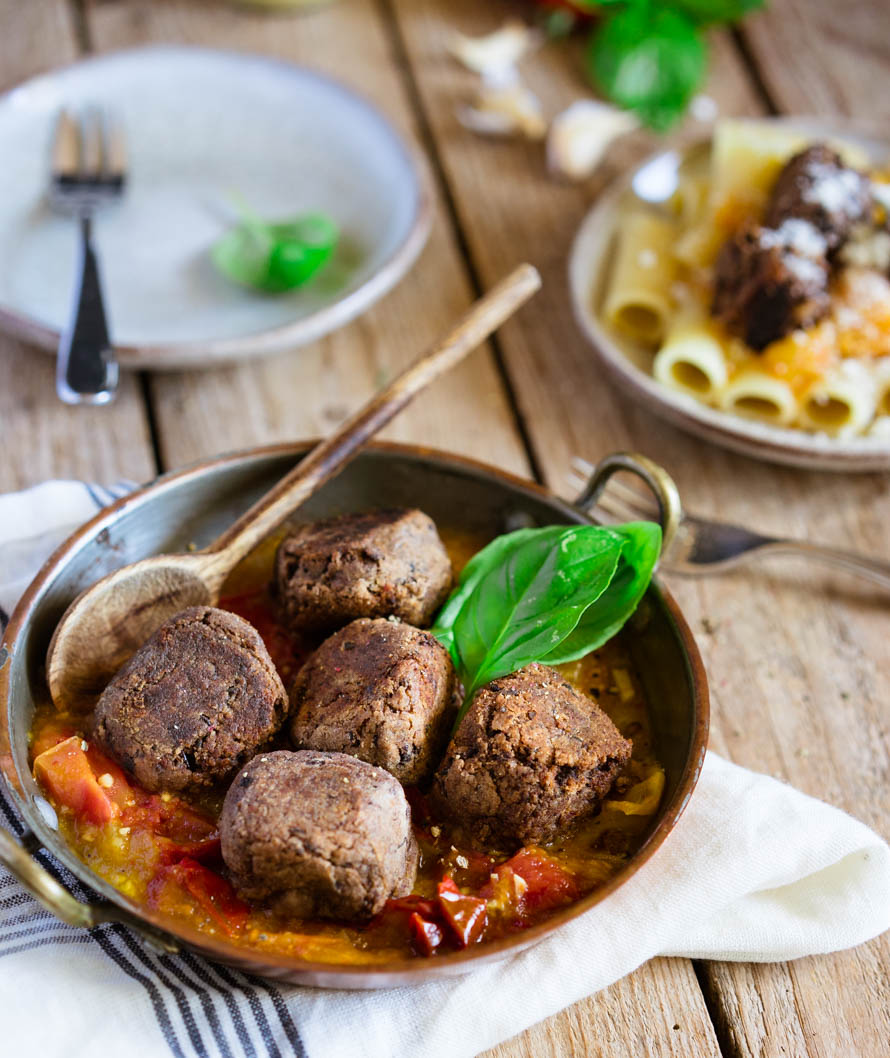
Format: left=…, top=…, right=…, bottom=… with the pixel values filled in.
left=290, top=617, right=459, bottom=783
left=219, top=750, right=419, bottom=920
left=431, top=663, right=632, bottom=849
left=274, top=508, right=452, bottom=632
left=93, top=606, right=288, bottom=793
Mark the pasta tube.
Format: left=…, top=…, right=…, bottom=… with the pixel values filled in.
left=719, top=370, right=797, bottom=426
left=709, top=120, right=807, bottom=228
left=796, top=360, right=876, bottom=436
left=653, top=313, right=729, bottom=401
left=603, top=210, right=678, bottom=345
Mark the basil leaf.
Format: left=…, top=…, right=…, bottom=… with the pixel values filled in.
left=213, top=210, right=338, bottom=293
left=453, top=526, right=624, bottom=696
left=539, top=522, right=661, bottom=664
left=588, top=6, right=706, bottom=131
left=431, top=527, right=541, bottom=665
left=431, top=522, right=660, bottom=730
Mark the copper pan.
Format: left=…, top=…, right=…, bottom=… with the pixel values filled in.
left=0, top=442, right=708, bottom=988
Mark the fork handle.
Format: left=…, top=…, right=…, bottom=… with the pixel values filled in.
left=754, top=539, right=890, bottom=590
left=56, top=216, right=119, bottom=406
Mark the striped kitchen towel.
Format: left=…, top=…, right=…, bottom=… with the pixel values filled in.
left=1, top=480, right=889, bottom=1058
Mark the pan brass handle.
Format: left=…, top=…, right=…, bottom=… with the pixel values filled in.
left=572, top=451, right=682, bottom=557
left=0, top=824, right=179, bottom=952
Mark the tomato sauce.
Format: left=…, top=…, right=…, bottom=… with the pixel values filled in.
left=29, top=526, right=665, bottom=963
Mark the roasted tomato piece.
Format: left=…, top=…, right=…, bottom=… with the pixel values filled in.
left=409, top=912, right=444, bottom=957
left=501, top=848, right=580, bottom=914
left=120, top=789, right=220, bottom=863
left=33, top=736, right=126, bottom=825
left=437, top=876, right=487, bottom=947
left=149, top=858, right=248, bottom=935
left=381, top=894, right=440, bottom=920
left=158, top=833, right=222, bottom=866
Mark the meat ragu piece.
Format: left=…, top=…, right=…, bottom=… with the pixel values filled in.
left=711, top=221, right=831, bottom=350
left=765, top=145, right=872, bottom=253
left=431, top=663, right=632, bottom=849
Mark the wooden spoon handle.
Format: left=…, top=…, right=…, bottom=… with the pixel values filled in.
left=206, top=263, right=541, bottom=569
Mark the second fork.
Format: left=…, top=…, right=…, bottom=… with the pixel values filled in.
left=50, top=107, right=125, bottom=405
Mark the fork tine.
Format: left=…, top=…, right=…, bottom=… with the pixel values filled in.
left=593, top=491, right=647, bottom=525
left=51, top=109, right=79, bottom=178
left=81, top=108, right=103, bottom=178
left=568, top=454, right=660, bottom=521
left=605, top=477, right=660, bottom=520
left=103, top=113, right=127, bottom=182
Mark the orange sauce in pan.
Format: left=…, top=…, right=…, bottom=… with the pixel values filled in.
left=29, top=527, right=665, bottom=963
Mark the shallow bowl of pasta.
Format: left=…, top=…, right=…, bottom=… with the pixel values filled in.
left=570, top=117, right=890, bottom=471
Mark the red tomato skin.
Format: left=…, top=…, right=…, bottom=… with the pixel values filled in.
left=33, top=737, right=120, bottom=825
left=502, top=849, right=580, bottom=914
left=409, top=913, right=444, bottom=957
left=437, top=876, right=487, bottom=947
left=149, top=858, right=248, bottom=935
left=381, top=894, right=440, bottom=920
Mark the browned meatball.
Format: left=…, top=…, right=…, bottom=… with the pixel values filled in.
left=219, top=750, right=418, bottom=920
left=431, top=663, right=632, bottom=849
left=290, top=618, right=459, bottom=783
left=765, top=145, right=871, bottom=252
left=275, top=509, right=452, bottom=633
left=711, top=221, right=830, bottom=349
left=93, top=606, right=288, bottom=793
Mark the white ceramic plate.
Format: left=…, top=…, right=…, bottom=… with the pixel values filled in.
left=0, top=46, right=432, bottom=369
left=569, top=118, right=890, bottom=472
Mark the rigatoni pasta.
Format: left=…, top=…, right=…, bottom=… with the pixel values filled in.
left=719, top=370, right=798, bottom=427
left=596, top=118, right=890, bottom=438
left=653, top=312, right=728, bottom=400
left=602, top=210, right=678, bottom=344
left=796, top=362, right=876, bottom=436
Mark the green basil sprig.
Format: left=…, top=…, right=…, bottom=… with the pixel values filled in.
left=213, top=204, right=338, bottom=293
left=431, top=521, right=661, bottom=730
left=536, top=0, right=765, bottom=131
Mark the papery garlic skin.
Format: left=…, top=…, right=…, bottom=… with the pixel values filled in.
left=547, top=100, right=639, bottom=180
left=457, top=78, right=547, bottom=141
left=447, top=20, right=540, bottom=80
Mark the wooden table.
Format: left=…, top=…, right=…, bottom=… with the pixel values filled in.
left=3, top=1, right=889, bottom=1054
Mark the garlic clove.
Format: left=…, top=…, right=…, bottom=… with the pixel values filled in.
left=447, top=20, right=540, bottom=80
left=457, top=78, right=547, bottom=141
left=547, top=100, right=639, bottom=181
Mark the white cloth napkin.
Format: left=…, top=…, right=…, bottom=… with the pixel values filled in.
left=1, top=480, right=889, bottom=1058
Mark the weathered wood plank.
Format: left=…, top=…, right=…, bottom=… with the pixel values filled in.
left=383, top=1, right=890, bottom=1056
left=85, top=0, right=529, bottom=478
left=0, top=0, right=156, bottom=492
left=742, top=0, right=890, bottom=124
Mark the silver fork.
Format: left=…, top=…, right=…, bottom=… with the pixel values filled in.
left=50, top=108, right=125, bottom=405
left=569, top=453, right=890, bottom=590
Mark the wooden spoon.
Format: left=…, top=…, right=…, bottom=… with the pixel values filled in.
left=46, top=264, right=541, bottom=710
